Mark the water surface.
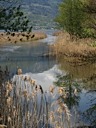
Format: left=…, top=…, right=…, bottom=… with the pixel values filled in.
left=0, top=30, right=96, bottom=127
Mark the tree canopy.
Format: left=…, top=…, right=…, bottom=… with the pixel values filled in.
left=0, top=0, right=32, bottom=32
left=55, top=0, right=96, bottom=38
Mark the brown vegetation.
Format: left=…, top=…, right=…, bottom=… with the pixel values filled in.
left=0, top=68, right=71, bottom=128
left=52, top=30, right=63, bottom=36
left=0, top=31, right=47, bottom=45
left=52, top=32, right=96, bottom=61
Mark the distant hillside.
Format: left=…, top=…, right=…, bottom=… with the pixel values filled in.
left=21, top=0, right=62, bottom=29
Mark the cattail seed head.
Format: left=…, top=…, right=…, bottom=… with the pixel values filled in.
left=49, top=86, right=54, bottom=94
left=6, top=83, right=13, bottom=92
left=7, top=97, right=12, bottom=107
left=8, top=116, right=11, bottom=122
left=30, top=79, right=35, bottom=85
left=57, top=107, right=63, bottom=114
left=17, top=68, right=22, bottom=75
left=23, top=89, right=28, bottom=97
left=58, top=87, right=64, bottom=95
left=74, top=88, right=78, bottom=96
left=49, top=112, right=55, bottom=122
left=6, top=89, right=9, bottom=97
left=0, top=125, right=7, bottom=128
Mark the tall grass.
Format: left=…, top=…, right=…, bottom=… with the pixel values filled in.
left=52, top=32, right=96, bottom=61
left=0, top=69, right=71, bottom=128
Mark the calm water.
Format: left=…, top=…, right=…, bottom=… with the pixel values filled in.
left=0, top=30, right=96, bottom=127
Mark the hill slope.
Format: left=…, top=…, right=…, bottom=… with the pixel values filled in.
left=21, top=0, right=62, bottom=29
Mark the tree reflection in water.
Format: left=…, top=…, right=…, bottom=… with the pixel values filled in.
left=54, top=74, right=81, bottom=109
left=55, top=74, right=96, bottom=127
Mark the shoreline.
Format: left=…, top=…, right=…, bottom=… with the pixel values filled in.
left=52, top=31, right=96, bottom=62
left=0, top=31, right=47, bottom=45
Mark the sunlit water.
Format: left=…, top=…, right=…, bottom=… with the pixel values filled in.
left=0, top=30, right=96, bottom=127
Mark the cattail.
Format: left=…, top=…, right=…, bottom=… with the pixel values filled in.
left=5, top=89, right=9, bottom=97
left=63, top=93, right=68, bottom=99
left=27, top=111, right=30, bottom=121
left=8, top=116, right=11, bottom=123
left=74, top=88, right=78, bottom=96
left=6, top=83, right=13, bottom=92
left=55, top=121, right=60, bottom=128
left=17, top=68, right=22, bottom=75
left=57, top=107, right=63, bottom=114
left=27, top=76, right=31, bottom=81
left=13, top=106, right=17, bottom=117
left=24, top=76, right=30, bottom=81
left=24, top=76, right=29, bottom=81
left=0, top=124, right=7, bottom=128
left=61, top=103, right=71, bottom=121
left=58, top=87, right=64, bottom=95
left=7, top=97, right=12, bottom=107
left=31, top=92, right=36, bottom=99
left=30, top=79, right=35, bottom=85
left=49, top=86, right=54, bottom=94
left=21, top=75, right=24, bottom=80
left=49, top=112, right=55, bottom=122
left=23, top=89, right=28, bottom=97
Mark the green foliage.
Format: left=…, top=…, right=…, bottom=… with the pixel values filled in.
left=55, top=0, right=85, bottom=37
left=82, top=28, right=96, bottom=38
left=55, top=0, right=96, bottom=38
left=0, top=1, right=32, bottom=32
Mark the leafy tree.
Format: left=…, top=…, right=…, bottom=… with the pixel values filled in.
left=55, top=0, right=85, bottom=37
left=0, top=0, right=32, bottom=32
left=55, top=0, right=96, bottom=38
left=83, top=0, right=96, bottom=38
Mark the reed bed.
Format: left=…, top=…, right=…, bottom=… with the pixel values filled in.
left=0, top=69, right=71, bottom=128
left=52, top=32, right=96, bottom=61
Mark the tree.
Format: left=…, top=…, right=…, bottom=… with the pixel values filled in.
left=55, top=0, right=85, bottom=37
left=55, top=0, right=96, bottom=38
left=83, top=0, right=96, bottom=37
left=0, top=0, right=32, bottom=32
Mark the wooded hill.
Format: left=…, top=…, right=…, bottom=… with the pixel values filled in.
left=21, top=0, right=62, bottom=29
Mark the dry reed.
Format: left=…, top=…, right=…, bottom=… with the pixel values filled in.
left=0, top=68, right=71, bottom=128
left=52, top=32, right=96, bottom=61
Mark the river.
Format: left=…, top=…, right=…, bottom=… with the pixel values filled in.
left=0, top=29, right=96, bottom=127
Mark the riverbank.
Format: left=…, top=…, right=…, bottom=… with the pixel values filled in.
left=52, top=32, right=96, bottom=62
left=0, top=31, right=47, bottom=45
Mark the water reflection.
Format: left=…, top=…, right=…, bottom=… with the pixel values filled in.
left=83, top=104, right=96, bottom=127
left=56, top=57, right=96, bottom=127
left=0, top=41, right=56, bottom=74
left=79, top=91, right=96, bottom=127
left=57, top=57, right=96, bottom=90
left=55, top=74, right=81, bottom=109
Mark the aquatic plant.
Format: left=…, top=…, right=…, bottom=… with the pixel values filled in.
left=0, top=68, right=71, bottom=128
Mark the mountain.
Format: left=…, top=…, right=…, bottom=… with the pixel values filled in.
left=21, top=0, right=62, bottom=29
